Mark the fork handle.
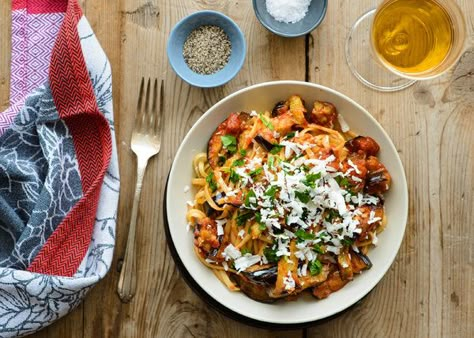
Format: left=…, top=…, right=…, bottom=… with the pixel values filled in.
left=117, top=156, right=149, bottom=303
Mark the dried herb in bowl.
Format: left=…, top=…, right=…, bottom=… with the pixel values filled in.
left=183, top=25, right=232, bottom=75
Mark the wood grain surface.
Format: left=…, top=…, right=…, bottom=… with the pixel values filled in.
left=1, top=0, right=473, bottom=337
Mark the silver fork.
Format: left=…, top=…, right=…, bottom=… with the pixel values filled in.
left=117, top=78, right=163, bottom=303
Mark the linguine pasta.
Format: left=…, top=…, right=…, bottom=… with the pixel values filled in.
left=186, top=95, right=391, bottom=302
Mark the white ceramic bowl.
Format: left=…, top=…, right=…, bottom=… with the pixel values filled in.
left=166, top=81, right=408, bottom=325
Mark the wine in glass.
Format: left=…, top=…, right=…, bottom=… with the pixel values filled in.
left=346, top=0, right=466, bottom=92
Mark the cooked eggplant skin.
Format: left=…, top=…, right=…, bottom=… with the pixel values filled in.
left=312, top=271, right=349, bottom=299
left=351, top=251, right=372, bottom=273
left=345, top=136, right=380, bottom=156
left=272, top=101, right=289, bottom=117
left=203, top=202, right=218, bottom=218
left=243, top=264, right=278, bottom=285
left=254, top=135, right=274, bottom=152
left=232, top=273, right=277, bottom=303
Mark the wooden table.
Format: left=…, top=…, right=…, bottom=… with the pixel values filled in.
left=1, top=0, right=473, bottom=337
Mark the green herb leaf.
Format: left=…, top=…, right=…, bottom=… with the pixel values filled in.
left=263, top=247, right=279, bottom=263
left=269, top=144, right=283, bottom=155
left=313, top=244, right=325, bottom=254
left=325, top=209, right=340, bottom=222
left=217, top=156, right=226, bottom=166
left=318, top=231, right=329, bottom=240
left=302, top=173, right=322, bottom=188
left=229, top=169, right=240, bottom=183
left=295, top=229, right=316, bottom=242
left=295, top=190, right=311, bottom=203
left=341, top=238, right=354, bottom=246
left=249, top=167, right=263, bottom=177
left=232, top=159, right=245, bottom=167
left=221, top=135, right=237, bottom=154
left=309, top=259, right=323, bottom=276
left=241, top=248, right=251, bottom=255
left=255, top=212, right=266, bottom=230
left=335, top=176, right=350, bottom=187
left=244, top=190, right=256, bottom=208
left=268, top=156, right=275, bottom=168
left=239, top=149, right=247, bottom=156
left=265, top=185, right=278, bottom=200
left=206, top=172, right=217, bottom=192
left=259, top=113, right=274, bottom=131
left=285, top=131, right=296, bottom=139
left=236, top=212, right=253, bottom=226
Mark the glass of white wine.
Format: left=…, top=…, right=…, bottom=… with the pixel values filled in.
left=345, top=0, right=467, bottom=92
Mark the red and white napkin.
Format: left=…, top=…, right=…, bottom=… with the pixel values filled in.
left=0, top=0, right=119, bottom=336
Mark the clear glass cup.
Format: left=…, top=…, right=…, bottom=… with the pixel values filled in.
left=345, top=0, right=467, bottom=92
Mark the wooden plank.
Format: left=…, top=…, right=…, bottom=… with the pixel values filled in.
left=2, top=0, right=471, bottom=336
left=108, top=0, right=305, bottom=336
left=78, top=0, right=125, bottom=337
left=306, top=1, right=474, bottom=337
left=0, top=0, right=11, bottom=111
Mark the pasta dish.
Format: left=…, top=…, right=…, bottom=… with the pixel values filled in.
left=186, top=95, right=391, bottom=302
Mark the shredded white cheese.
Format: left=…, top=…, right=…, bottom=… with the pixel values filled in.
left=337, top=114, right=351, bottom=132
left=222, top=244, right=241, bottom=261
left=215, top=219, right=226, bottom=236
left=283, top=271, right=296, bottom=290
left=234, top=254, right=261, bottom=272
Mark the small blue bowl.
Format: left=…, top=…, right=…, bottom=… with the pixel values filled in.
left=167, top=11, right=246, bottom=88
left=253, top=0, right=328, bottom=38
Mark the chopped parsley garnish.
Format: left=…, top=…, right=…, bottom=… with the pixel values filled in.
left=263, top=247, right=279, bottom=263
left=236, top=212, right=253, bottom=226
left=341, top=238, right=354, bottom=246
left=295, top=190, right=311, bottom=203
left=335, top=176, right=350, bottom=188
left=264, top=185, right=278, bottom=200
left=221, top=135, right=237, bottom=154
left=255, top=213, right=267, bottom=230
left=217, top=156, right=226, bottom=166
left=325, top=209, right=340, bottom=222
left=232, top=159, right=245, bottom=167
left=229, top=169, right=240, bottom=183
left=241, top=248, right=251, bottom=255
left=302, top=173, right=322, bottom=188
left=259, top=113, right=274, bottom=130
left=309, top=259, right=323, bottom=276
left=285, top=131, right=296, bottom=139
left=318, top=231, right=329, bottom=240
left=249, top=167, right=263, bottom=176
left=313, top=244, right=324, bottom=254
left=206, top=172, right=217, bottom=192
left=239, top=149, right=247, bottom=156
left=269, top=144, right=283, bottom=154
left=268, top=156, right=275, bottom=168
left=295, top=229, right=316, bottom=242
left=244, top=190, right=256, bottom=208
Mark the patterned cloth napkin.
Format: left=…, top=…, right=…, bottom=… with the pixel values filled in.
left=0, top=0, right=119, bottom=336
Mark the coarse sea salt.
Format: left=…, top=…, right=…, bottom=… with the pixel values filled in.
left=266, top=0, right=311, bottom=24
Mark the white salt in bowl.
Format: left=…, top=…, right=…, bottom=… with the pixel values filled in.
left=165, top=81, right=408, bottom=326
left=253, top=0, right=328, bottom=38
